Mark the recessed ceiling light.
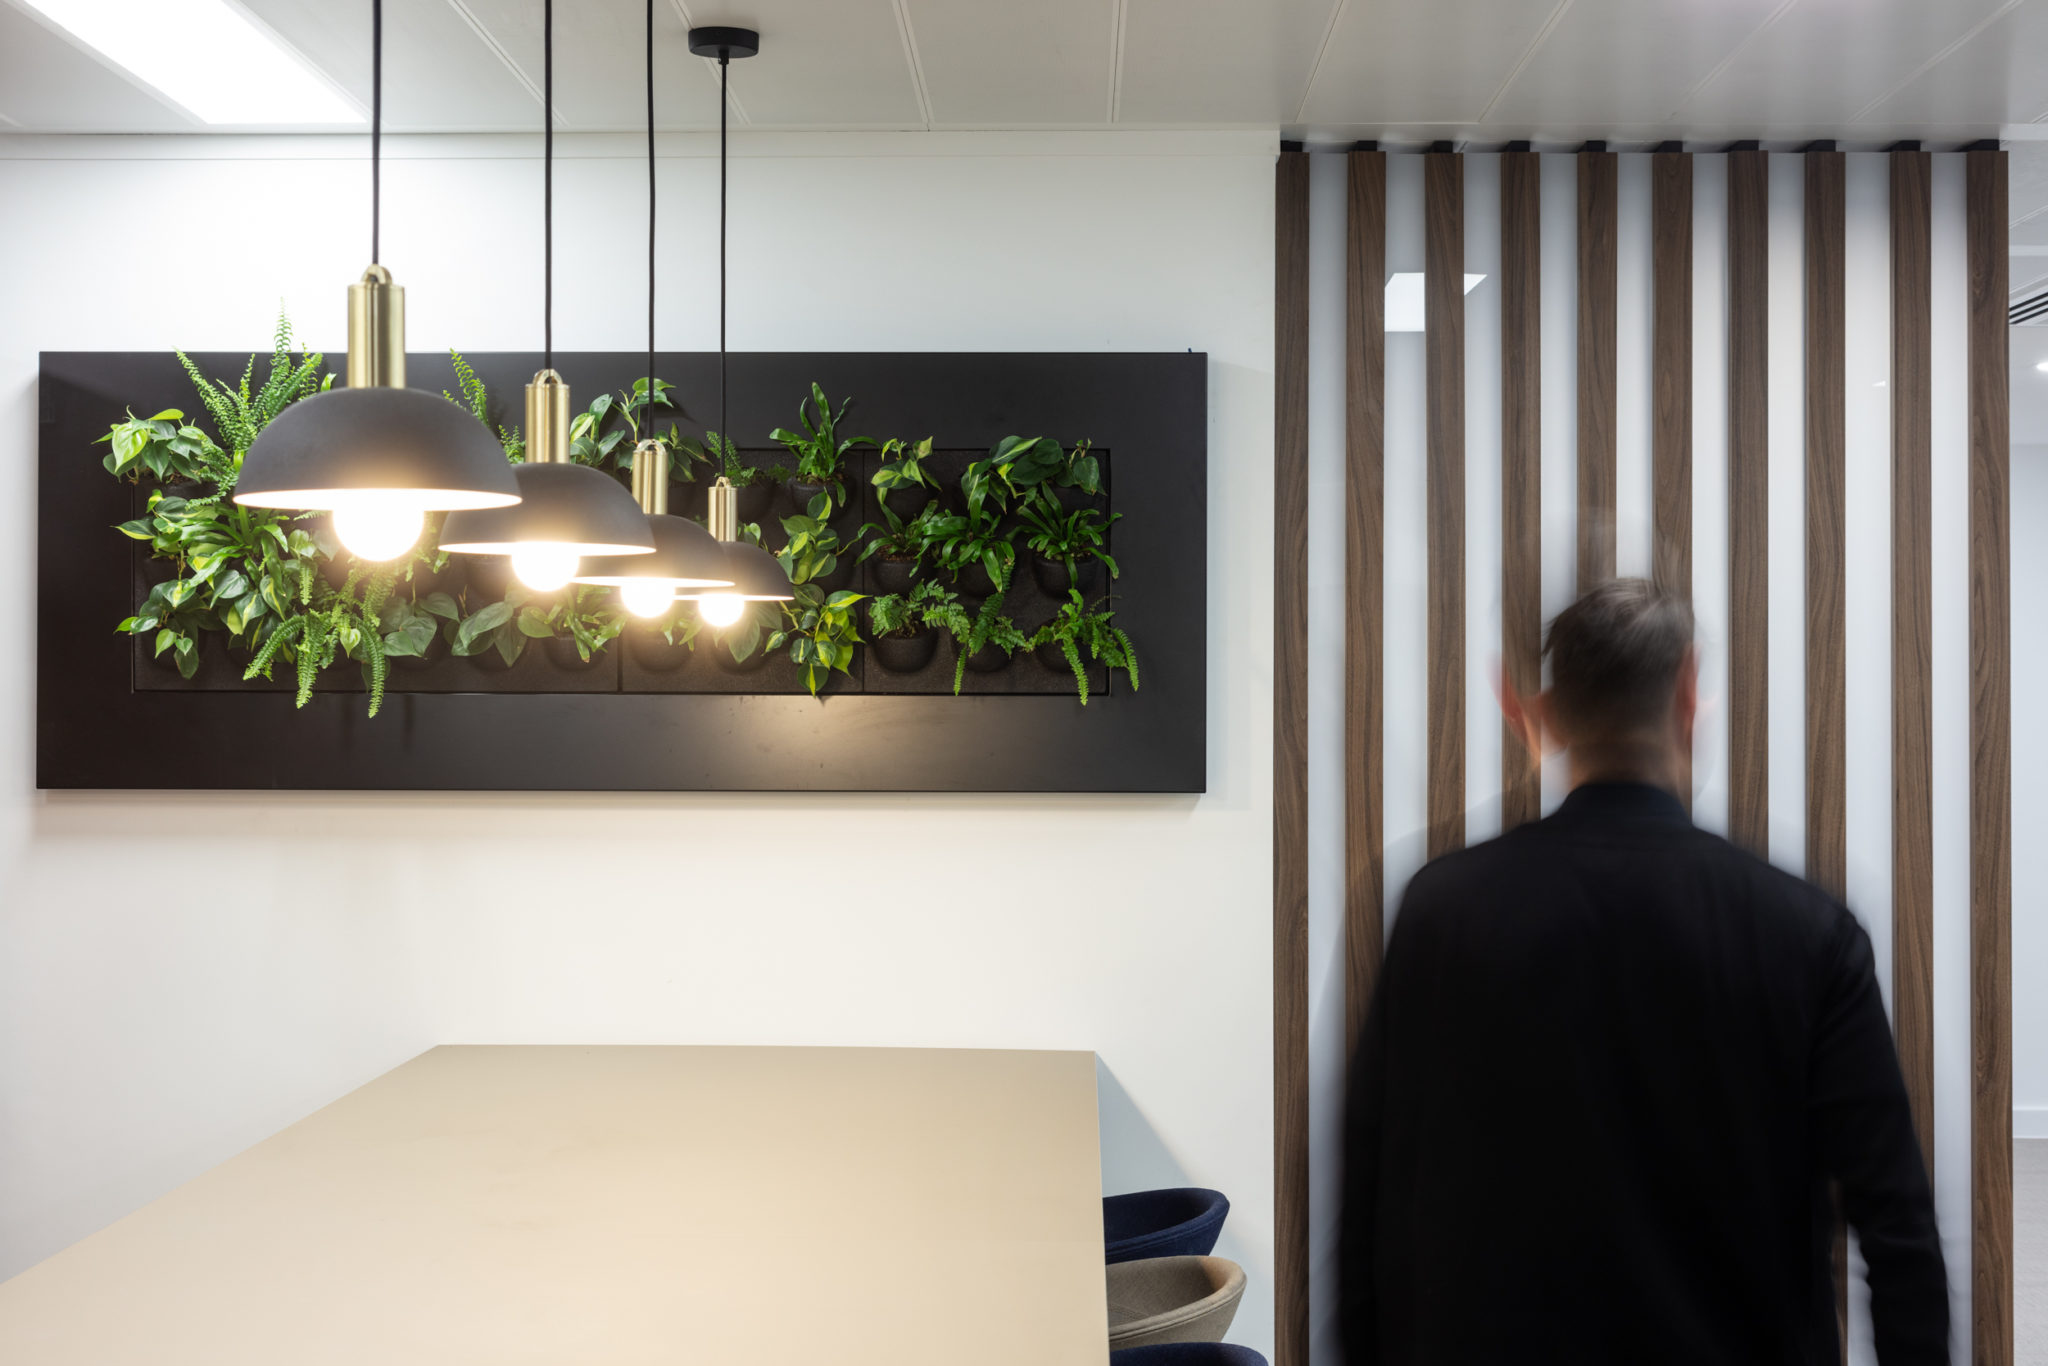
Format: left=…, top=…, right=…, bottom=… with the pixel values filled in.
left=14, top=0, right=361, bottom=125
left=2034, top=360, right=2048, bottom=374
left=1385, top=273, right=1486, bottom=332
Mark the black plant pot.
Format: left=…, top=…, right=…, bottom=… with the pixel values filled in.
left=961, top=640, right=1012, bottom=674
left=461, top=555, right=512, bottom=604
left=387, top=630, right=451, bottom=674
left=954, top=559, right=999, bottom=600
left=1030, top=554, right=1104, bottom=599
left=1034, top=640, right=1072, bottom=675
left=626, top=623, right=695, bottom=673
left=1050, top=483, right=1105, bottom=515
left=806, top=557, right=856, bottom=594
left=784, top=478, right=834, bottom=515
left=735, top=479, right=776, bottom=526
left=879, top=484, right=939, bottom=521
left=667, top=478, right=707, bottom=520
left=870, top=556, right=918, bottom=597
left=869, top=627, right=939, bottom=674
left=543, top=634, right=607, bottom=671
left=463, top=640, right=516, bottom=673
left=714, top=632, right=775, bottom=674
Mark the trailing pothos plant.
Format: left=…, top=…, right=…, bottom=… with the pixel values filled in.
left=871, top=435, right=936, bottom=500
left=107, top=314, right=422, bottom=716
left=1027, top=591, right=1139, bottom=706
left=766, top=492, right=863, bottom=695
left=570, top=376, right=681, bottom=471
left=771, top=382, right=872, bottom=513
left=447, top=583, right=624, bottom=666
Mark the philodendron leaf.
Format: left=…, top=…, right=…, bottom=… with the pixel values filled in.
left=421, top=591, right=461, bottom=621
left=173, top=635, right=198, bottom=678
left=517, top=608, right=555, bottom=639
left=494, top=623, right=526, bottom=667
left=453, top=600, right=514, bottom=653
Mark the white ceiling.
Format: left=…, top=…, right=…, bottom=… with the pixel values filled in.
left=14, top=0, right=2048, bottom=296
left=6, top=0, right=2048, bottom=142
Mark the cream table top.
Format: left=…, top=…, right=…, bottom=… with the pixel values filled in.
left=0, top=1045, right=1109, bottom=1365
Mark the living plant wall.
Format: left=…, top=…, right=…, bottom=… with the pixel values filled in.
left=105, top=317, right=1136, bottom=714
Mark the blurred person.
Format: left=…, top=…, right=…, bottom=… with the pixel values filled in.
left=1339, top=578, right=1947, bottom=1365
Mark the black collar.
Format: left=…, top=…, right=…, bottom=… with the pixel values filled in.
left=1552, top=781, right=1692, bottom=828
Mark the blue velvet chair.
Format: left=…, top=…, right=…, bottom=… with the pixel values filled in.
left=1110, top=1344, right=1268, bottom=1366
left=1103, top=1187, right=1230, bottom=1264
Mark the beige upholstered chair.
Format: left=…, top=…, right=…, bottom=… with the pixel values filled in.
left=1105, top=1255, right=1247, bottom=1349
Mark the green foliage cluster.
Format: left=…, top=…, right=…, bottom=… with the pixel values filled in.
left=103, top=337, right=1136, bottom=710
left=1026, top=591, right=1138, bottom=706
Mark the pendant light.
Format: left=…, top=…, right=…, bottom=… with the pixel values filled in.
left=234, top=0, right=520, bottom=560
left=571, top=0, right=733, bottom=618
left=439, top=0, right=655, bottom=591
left=678, top=25, right=792, bottom=628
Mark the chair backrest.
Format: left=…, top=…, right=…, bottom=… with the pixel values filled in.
left=1109, top=1342, right=1268, bottom=1366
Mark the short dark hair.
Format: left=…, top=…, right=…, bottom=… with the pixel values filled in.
left=1543, top=578, right=1695, bottom=737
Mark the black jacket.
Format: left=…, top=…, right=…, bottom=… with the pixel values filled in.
left=1340, top=782, right=1948, bottom=1365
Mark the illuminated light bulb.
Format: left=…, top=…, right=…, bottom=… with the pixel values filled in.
left=332, top=503, right=424, bottom=562
left=697, top=592, right=746, bottom=627
left=620, top=579, right=676, bottom=618
left=511, top=543, right=580, bottom=592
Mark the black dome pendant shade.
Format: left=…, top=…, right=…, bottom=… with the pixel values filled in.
left=713, top=541, right=796, bottom=600
left=439, top=462, right=657, bottom=558
left=236, top=386, right=519, bottom=512
left=235, top=0, right=516, bottom=519
left=575, top=512, right=732, bottom=587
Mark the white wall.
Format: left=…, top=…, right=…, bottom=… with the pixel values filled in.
left=0, top=129, right=1280, bottom=1353
left=2014, top=442, right=2048, bottom=1136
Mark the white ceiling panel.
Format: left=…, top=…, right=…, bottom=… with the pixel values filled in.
left=1296, top=0, right=1567, bottom=128
left=1674, top=0, right=2019, bottom=128
left=1114, top=0, right=1334, bottom=125
left=1482, top=0, right=1786, bottom=128
left=903, top=0, right=1115, bottom=126
left=452, top=0, right=723, bottom=130
left=0, top=2, right=196, bottom=130
left=1858, top=0, right=2048, bottom=128
left=240, top=0, right=541, bottom=131
left=712, top=0, right=923, bottom=127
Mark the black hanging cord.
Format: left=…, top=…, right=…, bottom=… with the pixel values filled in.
left=646, top=0, right=656, bottom=409
left=719, top=53, right=729, bottom=458
left=370, top=0, right=382, bottom=263
left=543, top=0, right=554, bottom=371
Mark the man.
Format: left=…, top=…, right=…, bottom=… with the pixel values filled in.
left=1340, top=578, right=1948, bottom=1364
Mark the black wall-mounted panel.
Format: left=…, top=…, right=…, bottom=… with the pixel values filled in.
left=38, top=351, right=1206, bottom=792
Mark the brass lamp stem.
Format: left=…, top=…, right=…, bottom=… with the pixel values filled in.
left=630, top=439, right=669, bottom=515
left=525, top=369, right=572, bottom=465
left=707, top=476, right=738, bottom=542
left=345, top=264, right=405, bottom=389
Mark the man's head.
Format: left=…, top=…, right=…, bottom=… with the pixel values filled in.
left=1501, top=578, right=1698, bottom=791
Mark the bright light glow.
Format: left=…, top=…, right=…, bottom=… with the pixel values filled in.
left=1384, top=272, right=1486, bottom=332
left=2035, top=360, right=2048, bottom=374
left=332, top=504, right=423, bottom=562
left=697, top=592, right=747, bottom=627
left=620, top=579, right=678, bottom=618
left=511, top=544, right=581, bottom=592
left=17, top=0, right=361, bottom=126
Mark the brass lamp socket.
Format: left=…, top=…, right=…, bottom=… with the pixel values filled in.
left=631, top=440, right=670, bottom=515
left=525, top=370, right=573, bottom=465
left=345, top=264, right=406, bottom=389
left=707, top=476, right=738, bottom=543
